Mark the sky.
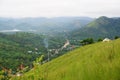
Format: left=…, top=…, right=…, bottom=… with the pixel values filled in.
left=0, top=0, right=120, bottom=18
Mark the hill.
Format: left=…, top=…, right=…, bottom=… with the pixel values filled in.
left=0, top=33, right=46, bottom=72
left=0, top=17, right=93, bottom=34
left=70, top=16, right=120, bottom=40
left=12, top=39, right=120, bottom=80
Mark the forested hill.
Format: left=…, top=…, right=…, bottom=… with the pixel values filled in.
left=70, top=16, right=120, bottom=40
left=0, top=32, right=66, bottom=73
left=0, top=32, right=46, bottom=72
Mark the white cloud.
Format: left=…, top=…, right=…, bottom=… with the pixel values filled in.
left=0, top=0, right=120, bottom=18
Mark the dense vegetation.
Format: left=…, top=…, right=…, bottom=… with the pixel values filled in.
left=11, top=39, right=120, bottom=80
left=0, top=33, right=45, bottom=72
left=0, top=32, right=67, bottom=74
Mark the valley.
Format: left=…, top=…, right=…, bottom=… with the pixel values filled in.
left=0, top=16, right=120, bottom=80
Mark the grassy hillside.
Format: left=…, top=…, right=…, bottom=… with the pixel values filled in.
left=12, top=39, right=120, bottom=80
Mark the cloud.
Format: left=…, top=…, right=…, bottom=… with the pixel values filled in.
left=0, top=0, right=120, bottom=18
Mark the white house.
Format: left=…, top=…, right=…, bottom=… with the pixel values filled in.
left=103, top=38, right=111, bottom=42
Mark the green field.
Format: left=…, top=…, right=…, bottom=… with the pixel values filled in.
left=12, top=39, right=120, bottom=80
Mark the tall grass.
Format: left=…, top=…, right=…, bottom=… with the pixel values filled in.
left=12, top=39, right=120, bottom=80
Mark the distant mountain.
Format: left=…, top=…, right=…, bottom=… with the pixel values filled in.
left=70, top=16, right=120, bottom=40
left=0, top=17, right=93, bottom=34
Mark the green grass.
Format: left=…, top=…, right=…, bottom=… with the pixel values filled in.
left=12, top=39, right=120, bottom=80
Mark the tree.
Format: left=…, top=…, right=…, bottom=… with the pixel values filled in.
left=97, top=38, right=103, bottom=42
left=114, top=36, right=119, bottom=39
left=80, top=38, right=94, bottom=46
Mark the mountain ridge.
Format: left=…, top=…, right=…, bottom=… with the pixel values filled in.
left=0, top=17, right=93, bottom=34
left=70, top=16, right=120, bottom=40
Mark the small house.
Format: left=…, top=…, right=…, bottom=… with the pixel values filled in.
left=103, top=38, right=111, bottom=42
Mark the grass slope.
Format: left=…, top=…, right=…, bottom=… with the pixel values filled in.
left=12, top=39, right=120, bottom=80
